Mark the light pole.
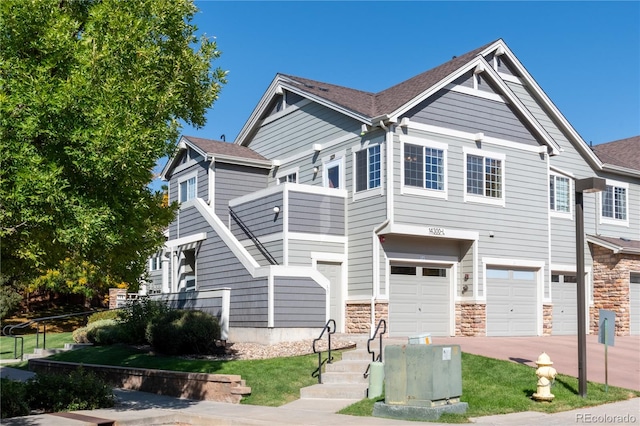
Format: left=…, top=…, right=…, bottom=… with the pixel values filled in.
left=575, top=177, right=606, bottom=397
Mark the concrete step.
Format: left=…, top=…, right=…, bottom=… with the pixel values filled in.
left=320, top=371, right=367, bottom=384
left=341, top=349, right=373, bottom=361
left=326, top=359, right=370, bottom=373
left=300, top=383, right=368, bottom=399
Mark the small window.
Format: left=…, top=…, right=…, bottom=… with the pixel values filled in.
left=355, top=145, right=381, bottom=192
left=324, top=158, right=343, bottom=189
left=278, top=172, right=297, bottom=184
left=179, top=175, right=197, bottom=202
left=550, top=174, right=571, bottom=213
left=551, top=274, right=560, bottom=283
left=149, top=256, right=161, bottom=271
left=391, top=266, right=416, bottom=275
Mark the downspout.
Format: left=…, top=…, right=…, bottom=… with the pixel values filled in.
left=371, top=219, right=390, bottom=337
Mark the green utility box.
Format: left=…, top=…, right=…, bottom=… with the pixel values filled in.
left=384, top=344, right=462, bottom=407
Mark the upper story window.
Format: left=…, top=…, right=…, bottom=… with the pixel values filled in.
left=400, top=136, right=448, bottom=199
left=275, top=167, right=298, bottom=185
left=323, top=154, right=344, bottom=189
left=355, top=144, right=381, bottom=192
left=463, top=147, right=505, bottom=206
left=600, top=179, right=628, bottom=225
left=550, top=174, right=571, bottom=214
left=149, top=255, right=161, bottom=271
left=178, top=173, right=197, bottom=203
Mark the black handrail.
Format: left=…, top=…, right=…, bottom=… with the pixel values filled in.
left=229, top=207, right=278, bottom=265
left=364, top=318, right=387, bottom=378
left=311, top=319, right=336, bottom=384
left=2, top=310, right=105, bottom=360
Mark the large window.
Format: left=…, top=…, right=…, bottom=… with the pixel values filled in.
left=179, top=174, right=197, bottom=203
left=464, top=148, right=505, bottom=205
left=355, top=145, right=381, bottom=192
left=400, top=137, right=448, bottom=198
left=601, top=181, right=628, bottom=223
left=550, top=174, right=571, bottom=213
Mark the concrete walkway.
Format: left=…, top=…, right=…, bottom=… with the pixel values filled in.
left=1, top=334, right=638, bottom=425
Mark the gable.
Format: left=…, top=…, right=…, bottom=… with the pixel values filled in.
left=404, top=82, right=541, bottom=147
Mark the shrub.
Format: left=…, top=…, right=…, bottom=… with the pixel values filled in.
left=87, top=309, right=120, bottom=323
left=146, top=309, right=221, bottom=355
left=0, top=379, right=29, bottom=418
left=73, top=319, right=124, bottom=344
left=25, top=368, right=115, bottom=413
left=118, top=298, right=170, bottom=344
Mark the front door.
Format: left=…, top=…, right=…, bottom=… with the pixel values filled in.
left=317, top=261, right=343, bottom=332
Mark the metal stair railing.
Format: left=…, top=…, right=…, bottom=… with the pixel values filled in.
left=311, top=319, right=336, bottom=384
left=229, top=207, right=278, bottom=265
left=2, top=310, right=105, bottom=360
left=364, top=318, right=387, bottom=378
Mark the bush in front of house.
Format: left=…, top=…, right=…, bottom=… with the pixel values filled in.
left=73, top=318, right=124, bottom=344
left=146, top=309, right=221, bottom=355
left=87, top=309, right=120, bottom=323
left=118, top=298, right=170, bottom=344
left=26, top=368, right=115, bottom=413
left=0, top=379, right=30, bottom=418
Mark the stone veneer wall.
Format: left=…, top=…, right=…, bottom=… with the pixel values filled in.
left=542, top=304, right=553, bottom=336
left=455, top=303, right=486, bottom=336
left=345, top=300, right=388, bottom=334
left=589, top=243, right=639, bottom=336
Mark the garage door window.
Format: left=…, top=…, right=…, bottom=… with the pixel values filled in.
left=391, top=266, right=416, bottom=275
left=423, top=268, right=447, bottom=277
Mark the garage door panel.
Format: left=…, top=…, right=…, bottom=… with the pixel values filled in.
left=487, top=268, right=537, bottom=337
left=390, top=264, right=451, bottom=337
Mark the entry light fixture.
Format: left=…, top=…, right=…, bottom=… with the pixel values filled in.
left=360, top=124, right=370, bottom=136
left=273, top=206, right=280, bottom=214
left=313, top=144, right=322, bottom=152
left=313, top=166, right=320, bottom=174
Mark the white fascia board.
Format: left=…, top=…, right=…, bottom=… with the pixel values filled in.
left=386, top=223, right=479, bottom=241
left=229, top=184, right=284, bottom=208
left=602, top=164, right=640, bottom=179
left=482, top=257, right=545, bottom=269
left=479, top=60, right=561, bottom=155
left=165, top=232, right=207, bottom=250
left=209, top=154, right=272, bottom=169
left=236, top=76, right=285, bottom=146
left=549, top=164, right=576, bottom=179
left=160, top=136, right=209, bottom=180
left=388, top=59, right=483, bottom=119
left=287, top=233, right=347, bottom=244
left=492, top=41, right=603, bottom=169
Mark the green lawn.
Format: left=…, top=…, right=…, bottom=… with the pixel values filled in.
left=24, top=343, right=640, bottom=421
left=339, top=352, right=639, bottom=422
left=0, top=332, right=75, bottom=360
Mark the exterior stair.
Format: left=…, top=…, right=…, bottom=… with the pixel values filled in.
left=299, top=337, right=373, bottom=400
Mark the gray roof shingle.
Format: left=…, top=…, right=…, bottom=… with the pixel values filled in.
left=280, top=40, right=497, bottom=119
left=183, top=136, right=267, bottom=162
left=592, top=136, right=640, bottom=171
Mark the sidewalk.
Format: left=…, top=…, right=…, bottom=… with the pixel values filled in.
left=0, top=385, right=637, bottom=426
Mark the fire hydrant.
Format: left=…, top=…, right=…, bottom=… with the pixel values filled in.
left=532, top=352, right=557, bottom=402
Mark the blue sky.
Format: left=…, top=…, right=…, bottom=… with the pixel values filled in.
left=154, top=1, right=639, bottom=187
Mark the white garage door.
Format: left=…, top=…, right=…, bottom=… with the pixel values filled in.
left=486, top=268, right=538, bottom=336
left=552, top=273, right=578, bottom=335
left=631, top=273, right=640, bottom=336
left=389, top=264, right=451, bottom=337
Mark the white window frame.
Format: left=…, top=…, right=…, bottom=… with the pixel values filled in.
left=322, top=153, right=345, bottom=190
left=400, top=136, right=448, bottom=200
left=549, top=172, right=572, bottom=218
left=463, top=147, right=506, bottom=207
left=600, top=179, right=629, bottom=226
left=352, top=142, right=384, bottom=200
left=178, top=171, right=198, bottom=204
left=275, top=167, right=299, bottom=185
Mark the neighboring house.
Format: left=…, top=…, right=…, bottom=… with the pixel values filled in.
left=149, top=39, right=640, bottom=343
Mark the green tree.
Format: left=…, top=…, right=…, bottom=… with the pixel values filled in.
left=0, top=0, right=226, bottom=297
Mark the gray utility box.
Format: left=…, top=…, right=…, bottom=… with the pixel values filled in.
left=384, top=344, right=462, bottom=407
